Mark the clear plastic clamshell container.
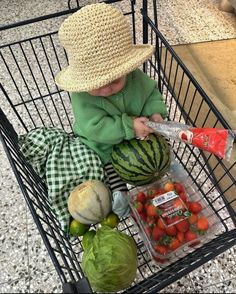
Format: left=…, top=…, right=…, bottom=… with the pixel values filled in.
left=128, top=173, right=222, bottom=265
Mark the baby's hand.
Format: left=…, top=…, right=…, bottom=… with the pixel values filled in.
left=150, top=113, right=164, bottom=122
left=133, top=117, right=154, bottom=138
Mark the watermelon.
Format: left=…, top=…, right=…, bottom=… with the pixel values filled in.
left=111, top=134, right=171, bottom=186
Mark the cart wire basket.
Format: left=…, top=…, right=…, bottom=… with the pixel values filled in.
left=0, top=0, right=236, bottom=292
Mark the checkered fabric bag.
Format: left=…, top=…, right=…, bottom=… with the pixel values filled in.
left=18, top=127, right=107, bottom=235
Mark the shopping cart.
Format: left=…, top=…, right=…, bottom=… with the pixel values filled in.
left=0, top=0, right=235, bottom=292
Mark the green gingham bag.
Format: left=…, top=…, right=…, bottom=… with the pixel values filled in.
left=18, top=127, right=107, bottom=235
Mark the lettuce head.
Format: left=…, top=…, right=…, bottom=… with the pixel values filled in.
left=81, top=225, right=138, bottom=292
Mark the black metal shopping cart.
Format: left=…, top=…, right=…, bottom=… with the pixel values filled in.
left=0, top=0, right=235, bottom=292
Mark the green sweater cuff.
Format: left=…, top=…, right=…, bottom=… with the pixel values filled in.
left=122, top=113, right=135, bottom=140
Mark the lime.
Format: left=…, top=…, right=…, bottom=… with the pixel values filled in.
left=100, top=212, right=120, bottom=228
left=69, top=219, right=90, bottom=236
left=82, top=229, right=96, bottom=250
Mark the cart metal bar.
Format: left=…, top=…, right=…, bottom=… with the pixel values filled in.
left=0, top=9, right=78, bottom=31
left=0, top=0, right=131, bottom=32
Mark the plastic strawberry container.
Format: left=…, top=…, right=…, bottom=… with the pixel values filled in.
left=128, top=172, right=221, bottom=265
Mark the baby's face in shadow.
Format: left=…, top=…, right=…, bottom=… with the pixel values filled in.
left=88, top=76, right=127, bottom=97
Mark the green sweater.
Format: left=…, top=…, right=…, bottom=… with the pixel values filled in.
left=71, top=69, right=167, bottom=164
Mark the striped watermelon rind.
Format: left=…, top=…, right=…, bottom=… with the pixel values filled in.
left=111, top=134, right=171, bottom=186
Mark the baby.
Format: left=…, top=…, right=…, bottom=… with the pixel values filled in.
left=55, top=3, right=167, bottom=217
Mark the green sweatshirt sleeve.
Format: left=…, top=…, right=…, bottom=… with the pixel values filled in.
left=72, top=94, right=135, bottom=144
left=141, top=87, right=168, bottom=118
left=131, top=69, right=167, bottom=119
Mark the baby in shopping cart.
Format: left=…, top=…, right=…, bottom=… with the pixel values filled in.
left=55, top=2, right=167, bottom=217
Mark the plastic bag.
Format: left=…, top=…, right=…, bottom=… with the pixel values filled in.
left=147, top=121, right=235, bottom=161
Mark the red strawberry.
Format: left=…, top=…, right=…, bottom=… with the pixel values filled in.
left=154, top=244, right=169, bottom=255
left=134, top=201, right=143, bottom=213
left=168, top=238, right=181, bottom=251
left=166, top=215, right=182, bottom=225
left=155, top=188, right=166, bottom=195
left=151, top=226, right=165, bottom=241
left=188, top=213, right=198, bottom=224
left=176, top=219, right=190, bottom=233
left=147, top=188, right=160, bottom=199
left=139, top=211, right=147, bottom=222
left=146, top=216, right=156, bottom=227
left=189, top=240, right=201, bottom=247
left=173, top=198, right=185, bottom=210
left=179, top=192, right=187, bottom=202
left=136, top=191, right=146, bottom=203
left=185, top=230, right=198, bottom=242
left=153, top=256, right=168, bottom=264
left=176, top=231, right=185, bottom=243
left=130, top=212, right=137, bottom=222
left=185, top=201, right=191, bottom=210
left=157, top=218, right=166, bottom=230
left=197, top=217, right=209, bottom=231
left=188, top=201, right=202, bottom=214
left=165, top=225, right=177, bottom=236
left=174, top=182, right=185, bottom=194
left=146, top=204, right=157, bottom=217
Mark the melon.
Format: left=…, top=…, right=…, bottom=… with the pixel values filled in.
left=68, top=180, right=111, bottom=224
left=111, top=134, right=171, bottom=186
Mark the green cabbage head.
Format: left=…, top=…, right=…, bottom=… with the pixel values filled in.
left=81, top=225, right=138, bottom=292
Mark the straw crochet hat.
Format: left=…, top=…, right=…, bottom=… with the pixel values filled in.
left=55, top=3, right=154, bottom=92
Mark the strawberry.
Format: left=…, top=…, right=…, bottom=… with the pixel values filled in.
left=197, top=217, right=209, bottom=231
left=185, top=230, right=198, bottom=242
left=165, top=225, right=177, bottom=236
left=157, top=218, right=166, bottom=230
left=189, top=240, right=201, bottom=247
left=139, top=211, right=147, bottom=222
left=166, top=215, right=182, bottom=225
left=168, top=238, right=181, bottom=251
left=174, top=182, right=185, bottom=194
left=146, top=204, right=157, bottom=217
left=164, top=181, right=175, bottom=192
left=153, top=256, right=168, bottom=264
left=176, top=231, right=185, bottom=243
left=136, top=191, right=146, bottom=203
left=179, top=192, right=187, bottom=202
left=146, top=216, right=156, bottom=227
left=173, top=198, right=185, bottom=210
left=155, top=188, right=166, bottom=195
left=134, top=201, right=143, bottom=213
left=154, top=244, right=169, bottom=255
left=151, top=226, right=165, bottom=241
left=185, top=201, right=191, bottom=210
left=176, top=219, right=190, bottom=233
left=188, top=201, right=202, bottom=214
left=188, top=213, right=198, bottom=224
left=147, top=188, right=160, bottom=199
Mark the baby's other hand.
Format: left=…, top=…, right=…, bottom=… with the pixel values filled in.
left=133, top=116, right=154, bottom=138
left=150, top=113, right=164, bottom=122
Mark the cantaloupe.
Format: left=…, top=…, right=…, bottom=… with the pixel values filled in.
left=68, top=180, right=111, bottom=224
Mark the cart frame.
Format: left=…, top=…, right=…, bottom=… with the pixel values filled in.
left=0, top=0, right=235, bottom=292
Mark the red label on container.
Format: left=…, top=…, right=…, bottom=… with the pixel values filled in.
left=152, top=192, right=189, bottom=226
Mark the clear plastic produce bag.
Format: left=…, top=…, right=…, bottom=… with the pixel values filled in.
left=147, top=121, right=235, bottom=161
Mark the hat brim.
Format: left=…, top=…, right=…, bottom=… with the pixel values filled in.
left=55, top=44, right=154, bottom=92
